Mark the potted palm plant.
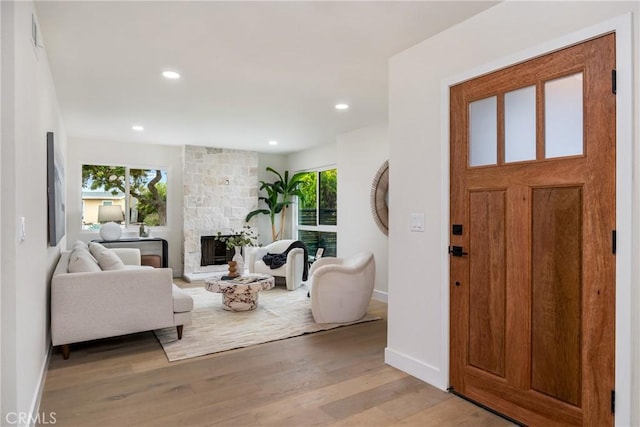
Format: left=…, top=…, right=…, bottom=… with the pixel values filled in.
left=245, top=167, right=305, bottom=241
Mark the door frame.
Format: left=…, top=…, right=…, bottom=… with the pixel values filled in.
left=439, top=14, right=635, bottom=425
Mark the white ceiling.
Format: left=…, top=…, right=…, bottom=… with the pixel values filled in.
left=35, top=1, right=497, bottom=154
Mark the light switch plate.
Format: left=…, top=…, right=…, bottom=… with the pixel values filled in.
left=19, top=216, right=26, bottom=242
left=410, top=213, right=425, bottom=232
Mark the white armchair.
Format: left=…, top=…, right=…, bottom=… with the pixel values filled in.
left=246, top=239, right=307, bottom=290
left=308, top=252, right=376, bottom=323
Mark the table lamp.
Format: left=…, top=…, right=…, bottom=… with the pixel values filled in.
left=98, top=205, right=124, bottom=241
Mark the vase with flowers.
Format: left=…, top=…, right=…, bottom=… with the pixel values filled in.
left=214, top=225, right=259, bottom=276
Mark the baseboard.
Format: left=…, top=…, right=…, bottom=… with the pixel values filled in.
left=384, top=346, right=447, bottom=391
left=27, top=344, right=52, bottom=427
left=372, top=289, right=388, bottom=303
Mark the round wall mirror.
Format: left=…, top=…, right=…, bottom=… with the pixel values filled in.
left=370, top=160, right=389, bottom=235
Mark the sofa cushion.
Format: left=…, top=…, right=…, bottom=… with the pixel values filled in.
left=68, top=250, right=102, bottom=273
left=89, top=242, right=125, bottom=270
left=172, top=284, right=194, bottom=313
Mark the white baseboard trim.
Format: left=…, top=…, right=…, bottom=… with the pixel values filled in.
left=372, top=289, right=388, bottom=303
left=27, top=344, right=52, bottom=427
left=384, top=347, right=447, bottom=391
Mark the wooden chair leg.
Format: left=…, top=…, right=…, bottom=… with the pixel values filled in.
left=176, top=325, right=184, bottom=340
left=61, top=344, right=70, bottom=360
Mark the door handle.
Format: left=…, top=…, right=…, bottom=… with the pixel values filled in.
left=448, top=246, right=468, bottom=257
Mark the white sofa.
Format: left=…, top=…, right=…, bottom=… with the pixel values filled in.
left=308, top=252, right=375, bottom=323
left=51, top=246, right=193, bottom=359
left=246, top=239, right=307, bottom=290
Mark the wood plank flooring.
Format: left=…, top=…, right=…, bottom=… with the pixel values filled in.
left=39, top=281, right=514, bottom=426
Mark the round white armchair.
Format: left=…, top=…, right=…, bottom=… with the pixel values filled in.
left=307, top=252, right=376, bottom=324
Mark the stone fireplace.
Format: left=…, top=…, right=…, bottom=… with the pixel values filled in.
left=183, top=146, right=258, bottom=279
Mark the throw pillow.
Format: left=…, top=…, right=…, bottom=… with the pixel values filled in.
left=88, top=242, right=126, bottom=270
left=71, top=241, right=98, bottom=263
left=68, top=250, right=101, bottom=273
left=72, top=240, right=89, bottom=252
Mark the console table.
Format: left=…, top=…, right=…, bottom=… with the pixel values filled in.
left=92, top=238, right=168, bottom=268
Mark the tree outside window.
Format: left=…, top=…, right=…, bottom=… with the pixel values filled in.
left=82, top=165, right=167, bottom=229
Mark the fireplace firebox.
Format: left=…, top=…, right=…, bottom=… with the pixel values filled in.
left=200, top=235, right=237, bottom=266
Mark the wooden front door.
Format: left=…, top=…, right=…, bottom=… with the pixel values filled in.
left=449, top=34, right=616, bottom=426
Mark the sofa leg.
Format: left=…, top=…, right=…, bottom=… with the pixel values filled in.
left=61, top=345, right=70, bottom=360
left=176, top=325, right=184, bottom=340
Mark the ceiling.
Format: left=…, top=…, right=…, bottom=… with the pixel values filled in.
left=35, top=1, right=497, bottom=154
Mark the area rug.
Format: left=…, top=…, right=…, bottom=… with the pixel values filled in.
left=154, top=284, right=382, bottom=361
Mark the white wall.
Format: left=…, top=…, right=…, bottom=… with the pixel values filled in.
left=336, top=124, right=389, bottom=297
left=0, top=0, right=4, bottom=418
left=287, top=129, right=390, bottom=298
left=255, top=153, right=288, bottom=244
left=66, top=138, right=184, bottom=276
left=1, top=1, right=67, bottom=422
left=387, top=1, right=639, bottom=425
left=287, top=143, right=337, bottom=172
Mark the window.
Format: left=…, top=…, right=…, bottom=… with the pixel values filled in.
left=82, top=164, right=167, bottom=230
left=296, top=168, right=337, bottom=257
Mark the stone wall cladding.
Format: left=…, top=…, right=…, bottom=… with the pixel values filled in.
left=183, top=146, right=258, bottom=274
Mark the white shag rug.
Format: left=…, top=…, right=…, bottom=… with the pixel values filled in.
left=154, top=284, right=382, bottom=361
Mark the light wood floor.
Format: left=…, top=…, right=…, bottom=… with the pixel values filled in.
left=39, top=281, right=514, bottom=426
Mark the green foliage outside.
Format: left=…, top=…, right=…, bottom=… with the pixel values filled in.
left=82, top=165, right=167, bottom=225
left=298, top=169, right=337, bottom=226
left=319, top=169, right=337, bottom=225
left=298, top=172, right=317, bottom=209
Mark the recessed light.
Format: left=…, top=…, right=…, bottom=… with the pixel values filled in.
left=269, top=140, right=278, bottom=146
left=335, top=103, right=349, bottom=110
left=162, top=70, right=180, bottom=79
left=132, top=125, right=144, bottom=131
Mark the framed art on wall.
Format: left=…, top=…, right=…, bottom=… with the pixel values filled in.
left=47, top=131, right=65, bottom=246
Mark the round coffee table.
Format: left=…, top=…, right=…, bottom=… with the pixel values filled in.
left=204, top=275, right=275, bottom=311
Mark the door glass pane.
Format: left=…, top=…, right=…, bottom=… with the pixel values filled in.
left=469, top=96, right=498, bottom=166
left=545, top=73, right=583, bottom=158
left=505, top=86, right=536, bottom=163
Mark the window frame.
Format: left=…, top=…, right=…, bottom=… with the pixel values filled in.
left=293, top=166, right=337, bottom=253
left=81, top=163, right=169, bottom=231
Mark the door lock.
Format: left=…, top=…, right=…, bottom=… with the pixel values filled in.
left=448, top=246, right=468, bottom=257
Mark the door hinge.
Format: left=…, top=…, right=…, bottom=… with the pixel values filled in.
left=612, top=230, right=616, bottom=255
left=612, top=69, right=617, bottom=94
left=611, top=389, right=615, bottom=414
